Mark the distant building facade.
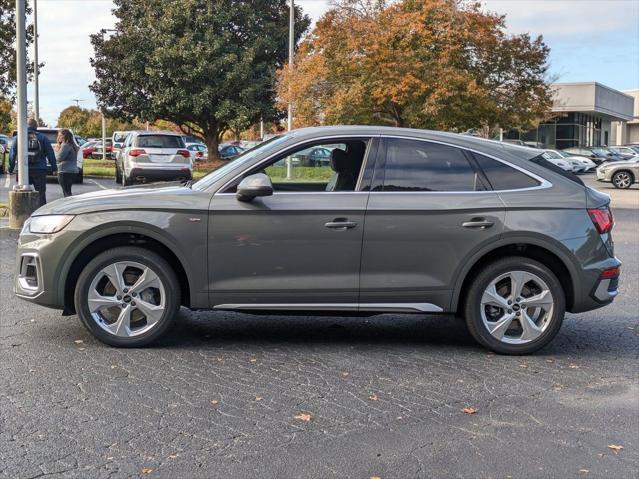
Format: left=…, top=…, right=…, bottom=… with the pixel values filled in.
left=505, top=82, right=634, bottom=149
left=612, top=89, right=639, bottom=144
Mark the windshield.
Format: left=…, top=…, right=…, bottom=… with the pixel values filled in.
left=542, top=150, right=562, bottom=160
left=592, top=148, right=610, bottom=155
left=556, top=151, right=572, bottom=158
left=192, top=135, right=289, bottom=191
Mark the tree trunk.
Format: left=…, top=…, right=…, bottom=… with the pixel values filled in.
left=205, top=132, right=220, bottom=161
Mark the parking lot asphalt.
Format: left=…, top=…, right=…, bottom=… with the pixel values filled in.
left=0, top=173, right=637, bottom=478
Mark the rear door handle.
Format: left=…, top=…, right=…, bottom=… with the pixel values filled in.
left=325, top=219, right=358, bottom=230
left=462, top=219, right=494, bottom=229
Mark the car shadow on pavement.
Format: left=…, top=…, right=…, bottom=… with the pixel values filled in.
left=154, top=310, right=482, bottom=351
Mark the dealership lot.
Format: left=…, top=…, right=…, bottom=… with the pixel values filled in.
left=0, top=174, right=637, bottom=478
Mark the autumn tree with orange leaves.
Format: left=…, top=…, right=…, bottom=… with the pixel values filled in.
left=277, top=0, right=552, bottom=135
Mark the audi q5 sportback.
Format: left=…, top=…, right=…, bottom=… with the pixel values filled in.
left=15, top=127, right=620, bottom=354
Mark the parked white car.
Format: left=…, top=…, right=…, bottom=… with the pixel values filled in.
left=609, top=146, right=639, bottom=158
left=115, top=131, right=193, bottom=186
left=541, top=151, right=572, bottom=171
left=186, top=143, right=208, bottom=161
left=37, top=127, right=85, bottom=183
left=555, top=150, right=598, bottom=171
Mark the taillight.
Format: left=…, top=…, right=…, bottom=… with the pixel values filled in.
left=129, top=149, right=146, bottom=157
left=588, top=207, right=614, bottom=234
left=599, top=267, right=620, bottom=279
left=177, top=149, right=190, bottom=158
left=195, top=152, right=203, bottom=158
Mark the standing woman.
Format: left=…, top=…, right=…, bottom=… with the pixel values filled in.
left=56, top=129, right=79, bottom=197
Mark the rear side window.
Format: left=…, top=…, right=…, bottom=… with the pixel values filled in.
left=473, top=153, right=540, bottom=190
left=380, top=139, right=485, bottom=191
left=136, top=135, right=185, bottom=148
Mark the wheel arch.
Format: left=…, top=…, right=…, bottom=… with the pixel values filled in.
left=59, top=224, right=193, bottom=315
left=452, top=235, right=579, bottom=314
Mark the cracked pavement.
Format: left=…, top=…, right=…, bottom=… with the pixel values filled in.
left=0, top=176, right=637, bottom=478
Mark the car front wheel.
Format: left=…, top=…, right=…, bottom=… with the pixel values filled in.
left=464, top=257, right=565, bottom=355
left=612, top=170, right=634, bottom=189
left=74, top=247, right=180, bottom=347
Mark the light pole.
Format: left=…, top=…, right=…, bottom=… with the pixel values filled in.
left=33, top=0, right=39, bottom=125
left=286, top=0, right=294, bottom=180
left=9, top=0, right=39, bottom=229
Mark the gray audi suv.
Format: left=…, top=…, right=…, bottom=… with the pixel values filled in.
left=14, top=126, right=621, bottom=354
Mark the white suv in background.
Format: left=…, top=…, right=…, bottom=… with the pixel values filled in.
left=115, top=131, right=193, bottom=186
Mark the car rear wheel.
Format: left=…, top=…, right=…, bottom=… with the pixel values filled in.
left=612, top=170, right=634, bottom=189
left=74, top=247, right=180, bottom=347
left=115, top=164, right=122, bottom=183
left=464, top=257, right=565, bottom=355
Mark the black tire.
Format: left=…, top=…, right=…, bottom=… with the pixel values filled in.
left=464, top=256, right=565, bottom=355
left=74, top=247, right=181, bottom=347
left=612, top=170, right=634, bottom=189
left=74, top=168, right=84, bottom=184
left=123, top=173, right=133, bottom=186
left=115, top=164, right=122, bottom=183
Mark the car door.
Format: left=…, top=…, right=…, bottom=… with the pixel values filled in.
left=359, top=137, right=506, bottom=311
left=208, top=137, right=376, bottom=309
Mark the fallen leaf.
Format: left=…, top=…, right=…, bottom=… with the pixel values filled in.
left=142, top=467, right=152, bottom=474
left=249, top=358, right=257, bottom=363
left=78, top=348, right=86, bottom=351
left=341, top=372, right=349, bottom=377
left=546, top=359, right=555, bottom=363
left=519, top=363, right=528, bottom=368
left=569, top=364, right=579, bottom=369
left=168, top=454, right=178, bottom=459
left=370, top=476, right=382, bottom=479
left=608, top=444, right=623, bottom=454
left=294, top=413, right=312, bottom=422
left=210, top=400, right=219, bottom=405
left=463, top=407, right=478, bottom=414
left=368, top=394, right=379, bottom=401
left=255, top=396, right=263, bottom=401
left=579, top=469, right=589, bottom=474
left=74, top=340, right=83, bottom=344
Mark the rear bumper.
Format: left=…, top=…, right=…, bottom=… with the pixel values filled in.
left=128, top=167, right=192, bottom=182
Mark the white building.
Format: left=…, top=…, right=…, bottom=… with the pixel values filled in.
left=612, top=89, right=639, bottom=144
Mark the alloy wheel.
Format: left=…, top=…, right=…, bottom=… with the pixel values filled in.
left=87, top=261, right=166, bottom=337
left=613, top=172, right=631, bottom=189
left=480, top=270, right=554, bottom=345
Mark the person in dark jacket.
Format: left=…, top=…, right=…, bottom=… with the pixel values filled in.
left=9, top=118, right=57, bottom=206
left=55, top=129, right=79, bottom=197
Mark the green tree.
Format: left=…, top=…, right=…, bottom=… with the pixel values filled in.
left=90, top=0, right=310, bottom=159
left=0, top=0, right=37, bottom=98
left=277, top=0, right=552, bottom=135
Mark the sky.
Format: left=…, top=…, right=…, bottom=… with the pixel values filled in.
left=25, top=0, right=639, bottom=127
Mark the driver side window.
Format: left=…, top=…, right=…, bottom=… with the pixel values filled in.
left=262, top=139, right=369, bottom=192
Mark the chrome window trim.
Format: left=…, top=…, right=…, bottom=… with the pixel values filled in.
left=213, top=302, right=443, bottom=313
left=213, top=133, right=552, bottom=196
left=214, top=134, right=379, bottom=195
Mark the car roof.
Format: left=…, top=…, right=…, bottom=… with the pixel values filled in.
left=131, top=130, right=182, bottom=137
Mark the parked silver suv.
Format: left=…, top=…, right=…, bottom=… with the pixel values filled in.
left=115, top=131, right=193, bottom=186
left=15, top=126, right=621, bottom=354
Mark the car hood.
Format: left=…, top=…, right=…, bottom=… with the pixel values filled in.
left=34, top=183, right=203, bottom=216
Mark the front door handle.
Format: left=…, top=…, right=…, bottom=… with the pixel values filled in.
left=325, top=218, right=358, bottom=230
left=462, top=219, right=494, bottom=229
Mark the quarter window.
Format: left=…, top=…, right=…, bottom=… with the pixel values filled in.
left=473, top=153, right=540, bottom=190
left=380, top=139, right=485, bottom=192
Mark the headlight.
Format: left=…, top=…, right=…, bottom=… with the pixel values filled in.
left=24, top=215, right=75, bottom=234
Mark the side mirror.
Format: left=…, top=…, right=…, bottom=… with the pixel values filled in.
left=236, top=173, right=273, bottom=202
